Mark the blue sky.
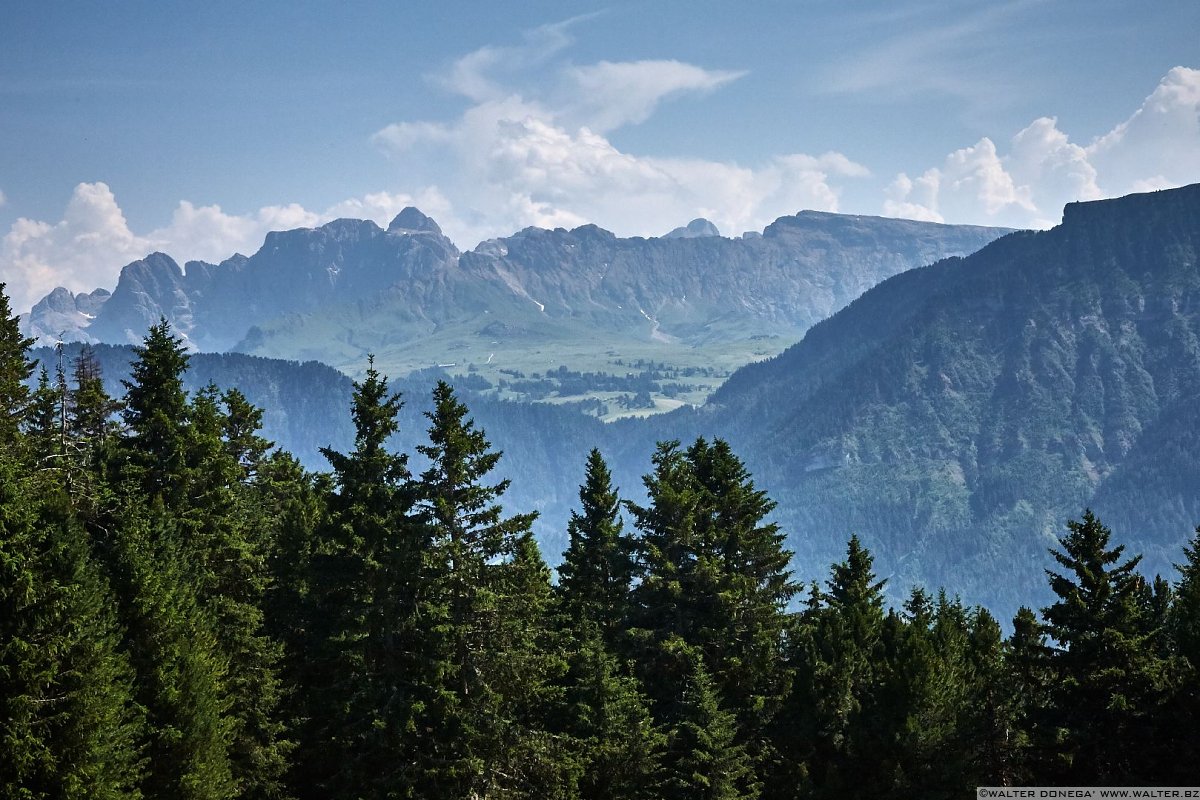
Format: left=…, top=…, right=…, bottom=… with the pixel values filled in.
left=2, top=1, right=1199, bottom=311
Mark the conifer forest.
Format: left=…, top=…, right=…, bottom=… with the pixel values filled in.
left=3, top=281, right=1200, bottom=799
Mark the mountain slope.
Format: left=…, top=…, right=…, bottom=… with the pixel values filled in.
left=694, top=185, right=1200, bottom=612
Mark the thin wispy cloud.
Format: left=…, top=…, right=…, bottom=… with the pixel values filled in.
left=821, top=0, right=1045, bottom=106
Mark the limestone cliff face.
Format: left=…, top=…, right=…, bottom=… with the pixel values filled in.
left=25, top=206, right=1007, bottom=356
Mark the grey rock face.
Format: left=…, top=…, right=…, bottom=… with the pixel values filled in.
left=22, top=287, right=111, bottom=344
left=27, top=206, right=1010, bottom=359
left=663, top=218, right=721, bottom=239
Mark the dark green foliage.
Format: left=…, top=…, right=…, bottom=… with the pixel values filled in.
left=781, top=536, right=891, bottom=799
left=0, top=284, right=35, bottom=452
left=625, top=439, right=796, bottom=799
left=69, top=344, right=118, bottom=456
left=105, top=505, right=236, bottom=800
left=0, top=463, right=144, bottom=799
left=1040, top=510, right=1169, bottom=783
left=119, top=318, right=192, bottom=504
left=411, top=379, right=566, bottom=798
left=7, top=279, right=1200, bottom=798
left=557, top=448, right=635, bottom=644
left=655, top=636, right=753, bottom=800
left=560, top=621, right=663, bottom=800
left=299, top=359, right=426, bottom=798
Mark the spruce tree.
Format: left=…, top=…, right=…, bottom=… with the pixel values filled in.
left=1165, top=528, right=1200, bottom=781
left=557, top=448, right=635, bottom=645
left=302, top=359, right=426, bottom=799
left=185, top=384, right=290, bottom=800
left=795, top=535, right=890, bottom=799
left=655, top=636, right=753, bottom=800
left=69, top=343, right=118, bottom=462
left=107, top=507, right=236, bottom=800
left=105, top=323, right=239, bottom=799
left=626, top=439, right=796, bottom=798
left=0, top=283, right=34, bottom=453
left=222, top=387, right=272, bottom=480
left=415, top=380, right=561, bottom=798
left=1005, top=606, right=1051, bottom=784
left=25, top=365, right=62, bottom=466
left=119, top=318, right=191, bottom=505
left=561, top=620, right=663, bottom=800
left=1040, top=510, right=1168, bottom=783
left=686, top=438, right=797, bottom=745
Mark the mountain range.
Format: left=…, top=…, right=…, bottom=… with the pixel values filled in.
left=23, top=209, right=1007, bottom=412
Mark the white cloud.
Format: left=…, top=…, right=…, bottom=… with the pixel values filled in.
left=882, top=67, right=1200, bottom=229
left=0, top=188, right=7, bottom=208
left=2, top=183, right=153, bottom=314
left=0, top=183, right=437, bottom=314
left=561, top=60, right=746, bottom=132
left=1087, top=66, right=1200, bottom=196
left=436, top=17, right=580, bottom=103
left=373, top=23, right=866, bottom=247
left=883, top=137, right=1034, bottom=227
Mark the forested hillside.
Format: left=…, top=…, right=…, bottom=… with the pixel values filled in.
left=681, top=184, right=1200, bottom=613
left=4, top=283, right=1200, bottom=797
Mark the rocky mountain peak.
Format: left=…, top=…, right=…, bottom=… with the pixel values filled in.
left=663, top=218, right=721, bottom=239
left=388, top=207, right=443, bottom=236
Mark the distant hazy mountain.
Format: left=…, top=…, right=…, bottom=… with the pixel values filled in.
left=24, top=210, right=1009, bottom=400
left=682, top=184, right=1200, bottom=613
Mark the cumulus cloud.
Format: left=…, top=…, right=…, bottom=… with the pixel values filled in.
left=883, top=137, right=1033, bottom=227
left=1087, top=66, right=1200, bottom=196
left=883, top=67, right=1200, bottom=228
left=373, top=22, right=866, bottom=247
left=1, top=183, right=436, bottom=314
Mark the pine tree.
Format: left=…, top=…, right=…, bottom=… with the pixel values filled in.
left=0, top=283, right=34, bottom=453
left=791, top=535, right=890, bottom=799
left=557, top=448, right=635, bottom=646
left=626, top=439, right=796, bottom=798
left=1005, top=606, right=1051, bottom=784
left=185, top=384, right=290, bottom=800
left=69, top=343, right=118, bottom=461
left=104, top=324, right=239, bottom=799
left=686, top=438, right=797, bottom=745
left=25, top=365, right=62, bottom=466
left=415, top=379, right=561, bottom=798
left=119, top=318, right=191, bottom=505
left=1165, top=528, right=1200, bottom=781
left=107, top=507, right=236, bottom=800
left=301, top=359, right=426, bottom=799
left=656, top=636, right=753, bottom=800
left=1040, top=510, right=1168, bottom=783
left=561, top=621, right=663, bottom=800
left=222, top=387, right=272, bottom=480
